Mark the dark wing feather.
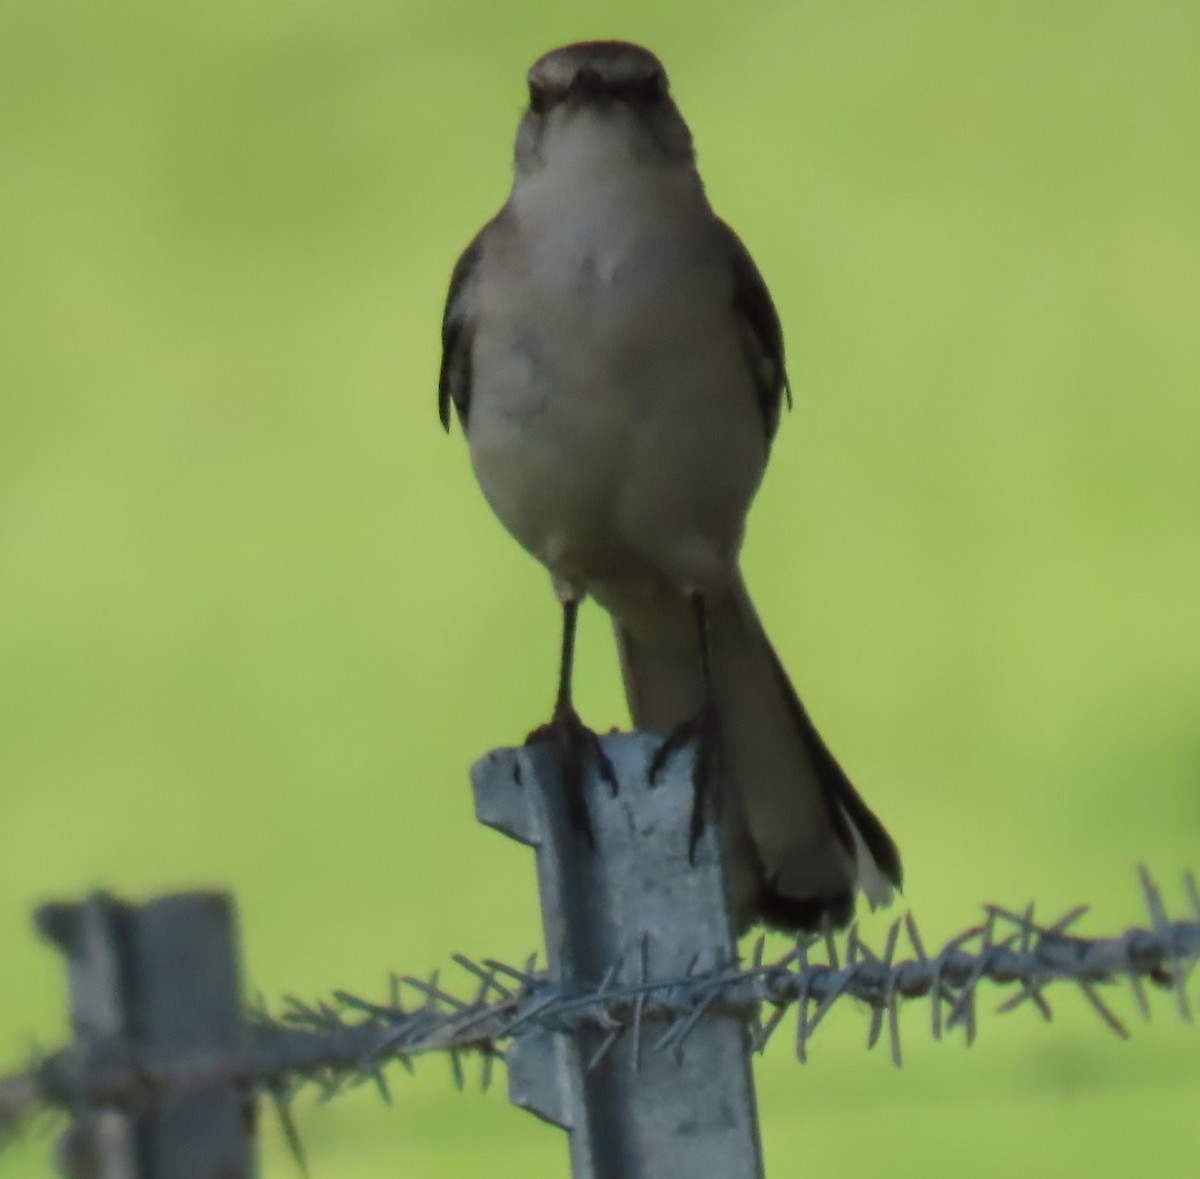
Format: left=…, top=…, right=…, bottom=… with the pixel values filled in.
left=438, top=224, right=489, bottom=433
left=715, top=218, right=791, bottom=443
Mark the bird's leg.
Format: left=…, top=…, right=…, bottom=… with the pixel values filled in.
left=525, top=597, right=618, bottom=844
left=648, top=592, right=722, bottom=860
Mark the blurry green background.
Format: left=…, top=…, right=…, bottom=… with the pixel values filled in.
left=2, top=0, right=1198, bottom=1174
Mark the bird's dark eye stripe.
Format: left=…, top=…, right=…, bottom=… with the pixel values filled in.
left=528, top=73, right=666, bottom=115
left=608, top=75, right=666, bottom=100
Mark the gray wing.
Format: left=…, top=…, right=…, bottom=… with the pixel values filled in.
left=438, top=223, right=490, bottom=433
left=715, top=218, right=791, bottom=443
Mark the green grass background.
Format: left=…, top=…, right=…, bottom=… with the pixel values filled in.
left=2, top=1, right=1198, bottom=1174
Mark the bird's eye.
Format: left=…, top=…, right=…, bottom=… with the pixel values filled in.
left=528, top=82, right=548, bottom=114
left=634, top=73, right=667, bottom=102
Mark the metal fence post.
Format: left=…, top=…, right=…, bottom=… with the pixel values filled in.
left=473, top=732, right=765, bottom=1179
left=36, top=891, right=255, bottom=1179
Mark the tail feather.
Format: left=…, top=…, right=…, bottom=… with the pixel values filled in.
left=612, top=572, right=900, bottom=933
left=758, top=637, right=903, bottom=901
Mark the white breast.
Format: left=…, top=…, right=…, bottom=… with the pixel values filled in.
left=467, top=118, right=769, bottom=598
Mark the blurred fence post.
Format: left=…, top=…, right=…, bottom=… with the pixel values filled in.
left=36, top=891, right=254, bottom=1179
left=473, top=732, right=765, bottom=1179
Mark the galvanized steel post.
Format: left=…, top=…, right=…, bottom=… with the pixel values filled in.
left=36, top=891, right=254, bottom=1179
left=473, top=732, right=765, bottom=1179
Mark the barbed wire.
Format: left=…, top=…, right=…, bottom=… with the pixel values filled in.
left=2, top=866, right=1197, bottom=1151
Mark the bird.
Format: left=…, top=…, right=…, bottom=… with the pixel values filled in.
left=438, top=40, right=901, bottom=934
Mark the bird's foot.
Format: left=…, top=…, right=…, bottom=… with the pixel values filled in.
left=525, top=707, right=617, bottom=846
left=648, top=703, right=722, bottom=862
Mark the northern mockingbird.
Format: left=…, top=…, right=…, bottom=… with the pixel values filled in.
left=439, top=41, right=901, bottom=933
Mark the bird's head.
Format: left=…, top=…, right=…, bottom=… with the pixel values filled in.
left=514, top=41, right=695, bottom=174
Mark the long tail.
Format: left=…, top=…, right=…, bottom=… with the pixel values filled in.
left=612, top=572, right=901, bottom=934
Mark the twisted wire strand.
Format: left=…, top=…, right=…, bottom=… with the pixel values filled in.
left=2, top=867, right=1196, bottom=1146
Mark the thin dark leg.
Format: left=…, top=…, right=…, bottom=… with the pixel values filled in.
left=526, top=598, right=617, bottom=844
left=553, top=599, right=580, bottom=717
left=649, top=593, right=722, bottom=860
left=694, top=594, right=715, bottom=713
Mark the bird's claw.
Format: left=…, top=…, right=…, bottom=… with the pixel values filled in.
left=648, top=704, right=722, bottom=862
left=525, top=707, right=617, bottom=846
